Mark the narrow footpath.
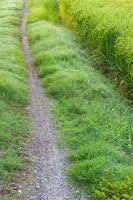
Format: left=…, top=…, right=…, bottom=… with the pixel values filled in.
left=21, top=0, right=78, bottom=199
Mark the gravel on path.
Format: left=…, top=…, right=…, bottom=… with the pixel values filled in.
left=21, top=1, right=86, bottom=200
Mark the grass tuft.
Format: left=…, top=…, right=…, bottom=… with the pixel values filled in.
left=28, top=0, right=59, bottom=24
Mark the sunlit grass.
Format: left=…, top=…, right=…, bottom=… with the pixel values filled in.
left=59, top=0, right=133, bottom=95
left=28, top=0, right=59, bottom=24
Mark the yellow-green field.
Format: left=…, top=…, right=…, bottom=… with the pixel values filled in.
left=59, top=0, right=133, bottom=95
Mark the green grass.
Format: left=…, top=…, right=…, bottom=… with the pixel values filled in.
left=28, top=16, right=133, bottom=199
left=28, top=0, right=59, bottom=24
left=59, top=0, right=133, bottom=96
left=0, top=0, right=29, bottom=194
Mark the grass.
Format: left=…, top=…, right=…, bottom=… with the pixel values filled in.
left=28, top=0, right=59, bottom=24
left=0, top=0, right=29, bottom=196
left=28, top=16, right=133, bottom=200
left=59, top=0, right=133, bottom=97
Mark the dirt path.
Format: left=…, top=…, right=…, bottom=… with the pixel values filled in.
left=21, top=0, right=85, bottom=200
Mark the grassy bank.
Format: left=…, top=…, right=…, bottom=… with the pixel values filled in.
left=28, top=0, right=59, bottom=24
left=0, top=0, right=29, bottom=197
left=28, top=6, right=133, bottom=199
left=59, top=0, right=133, bottom=96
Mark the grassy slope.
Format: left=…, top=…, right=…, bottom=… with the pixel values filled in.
left=0, top=0, right=29, bottom=196
left=28, top=1, right=133, bottom=199
left=59, top=0, right=133, bottom=96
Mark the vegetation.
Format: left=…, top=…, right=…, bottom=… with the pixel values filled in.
left=28, top=0, right=59, bottom=24
left=59, top=0, right=133, bottom=96
left=0, top=0, right=29, bottom=191
left=28, top=3, right=133, bottom=198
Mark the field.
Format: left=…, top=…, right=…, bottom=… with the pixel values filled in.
left=28, top=1, right=133, bottom=199
left=59, top=0, right=133, bottom=96
left=0, top=0, right=29, bottom=194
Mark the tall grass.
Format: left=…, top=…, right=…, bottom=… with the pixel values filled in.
left=28, top=16, right=133, bottom=200
left=59, top=0, right=133, bottom=96
left=0, top=0, right=29, bottom=195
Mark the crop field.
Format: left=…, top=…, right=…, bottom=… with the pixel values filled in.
left=59, top=0, right=133, bottom=95
left=28, top=0, right=133, bottom=199
left=0, top=0, right=29, bottom=193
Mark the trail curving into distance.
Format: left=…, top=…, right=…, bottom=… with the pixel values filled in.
left=21, top=0, right=78, bottom=200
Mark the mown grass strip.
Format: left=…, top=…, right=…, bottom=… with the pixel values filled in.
left=59, top=0, right=133, bottom=97
left=28, top=13, right=133, bottom=199
left=0, top=0, right=29, bottom=197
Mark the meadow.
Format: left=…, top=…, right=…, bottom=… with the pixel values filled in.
left=28, top=0, right=133, bottom=199
left=0, top=0, right=29, bottom=194
left=59, top=0, right=133, bottom=96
